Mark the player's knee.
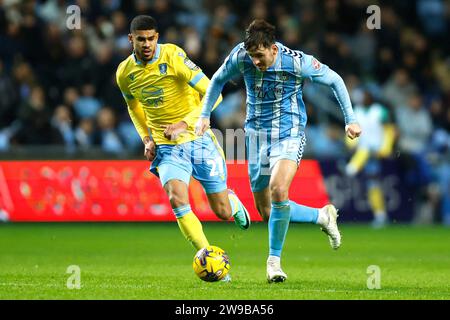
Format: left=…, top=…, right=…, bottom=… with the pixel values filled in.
left=167, top=191, right=189, bottom=208
left=270, top=183, right=289, bottom=202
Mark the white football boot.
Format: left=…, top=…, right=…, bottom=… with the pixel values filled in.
left=319, top=204, right=342, bottom=250
left=266, top=256, right=287, bottom=283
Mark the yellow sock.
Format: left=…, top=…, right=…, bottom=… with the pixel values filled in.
left=368, top=186, right=386, bottom=215
left=377, top=124, right=396, bottom=158
left=174, top=205, right=209, bottom=250
left=348, top=148, right=370, bottom=175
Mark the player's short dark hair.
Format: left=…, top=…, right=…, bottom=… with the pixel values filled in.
left=244, top=19, right=276, bottom=51
left=130, top=15, right=158, bottom=33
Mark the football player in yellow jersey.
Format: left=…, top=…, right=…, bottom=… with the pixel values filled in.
left=344, top=90, right=396, bottom=228
left=116, top=15, right=250, bottom=253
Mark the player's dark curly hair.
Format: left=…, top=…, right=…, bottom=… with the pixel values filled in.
left=130, top=15, right=158, bottom=33
left=244, top=19, right=276, bottom=51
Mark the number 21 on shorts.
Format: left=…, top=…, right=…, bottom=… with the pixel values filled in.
left=207, top=156, right=225, bottom=177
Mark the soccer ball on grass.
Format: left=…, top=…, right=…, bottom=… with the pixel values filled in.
left=193, top=245, right=230, bottom=282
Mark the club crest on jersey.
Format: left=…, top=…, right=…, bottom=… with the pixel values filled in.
left=128, top=73, right=135, bottom=81
left=184, top=57, right=199, bottom=71
left=159, top=63, right=168, bottom=75
left=312, top=58, right=321, bottom=70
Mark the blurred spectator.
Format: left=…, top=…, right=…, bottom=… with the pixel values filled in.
left=36, top=0, right=67, bottom=27
left=416, top=0, right=447, bottom=38
left=117, top=120, right=142, bottom=152
left=150, top=0, right=180, bottom=35
left=396, top=93, right=433, bottom=155
left=75, top=118, right=95, bottom=149
left=60, top=35, right=94, bottom=88
left=111, top=11, right=128, bottom=37
left=211, top=90, right=246, bottom=131
left=12, top=61, right=36, bottom=101
left=51, top=104, right=76, bottom=152
left=15, top=85, right=60, bottom=145
left=90, top=41, right=118, bottom=102
left=94, top=107, right=124, bottom=154
left=63, top=86, right=80, bottom=110
left=306, top=122, right=346, bottom=159
left=182, top=26, right=202, bottom=60
left=73, top=83, right=102, bottom=119
left=429, top=97, right=448, bottom=131
left=395, top=93, right=435, bottom=223
left=382, top=69, right=418, bottom=109
left=350, top=22, right=376, bottom=75
left=0, top=59, right=19, bottom=128
left=427, top=129, right=450, bottom=225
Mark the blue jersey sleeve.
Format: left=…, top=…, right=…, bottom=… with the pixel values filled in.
left=300, top=54, right=357, bottom=125
left=200, top=44, right=243, bottom=118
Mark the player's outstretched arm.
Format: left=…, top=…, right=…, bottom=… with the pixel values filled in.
left=196, top=46, right=243, bottom=136
left=195, top=71, right=230, bottom=136
left=184, top=75, right=222, bottom=135
left=302, top=54, right=361, bottom=139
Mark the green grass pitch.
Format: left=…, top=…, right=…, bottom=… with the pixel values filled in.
left=1, top=222, right=449, bottom=299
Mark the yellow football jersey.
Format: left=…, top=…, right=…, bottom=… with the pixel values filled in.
left=116, top=43, right=220, bottom=145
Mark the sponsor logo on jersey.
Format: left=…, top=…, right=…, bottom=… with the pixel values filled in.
left=255, top=83, right=285, bottom=99
left=184, top=57, right=199, bottom=71
left=141, top=86, right=164, bottom=108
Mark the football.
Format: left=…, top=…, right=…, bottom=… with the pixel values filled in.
left=193, top=245, right=230, bottom=282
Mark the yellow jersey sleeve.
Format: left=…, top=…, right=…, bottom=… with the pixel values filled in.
left=116, top=63, right=134, bottom=101
left=171, top=47, right=206, bottom=93
left=116, top=64, right=149, bottom=141
left=171, top=47, right=223, bottom=123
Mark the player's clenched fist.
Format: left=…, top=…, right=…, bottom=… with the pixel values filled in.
left=195, top=117, right=210, bottom=136
left=345, top=123, right=362, bottom=140
left=143, top=137, right=156, bottom=161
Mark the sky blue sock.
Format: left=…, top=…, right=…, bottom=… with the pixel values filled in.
left=289, top=200, right=319, bottom=224
left=269, top=200, right=291, bottom=257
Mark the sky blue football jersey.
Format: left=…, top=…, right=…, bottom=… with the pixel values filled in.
left=201, top=42, right=356, bottom=140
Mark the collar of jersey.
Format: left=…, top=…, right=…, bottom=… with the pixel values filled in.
left=133, top=44, right=161, bottom=66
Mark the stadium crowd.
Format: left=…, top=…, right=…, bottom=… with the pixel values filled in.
left=0, top=0, right=448, bottom=224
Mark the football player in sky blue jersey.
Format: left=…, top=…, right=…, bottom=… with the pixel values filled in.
left=196, top=19, right=362, bottom=282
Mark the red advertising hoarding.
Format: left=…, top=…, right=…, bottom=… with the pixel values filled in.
left=0, top=160, right=329, bottom=222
